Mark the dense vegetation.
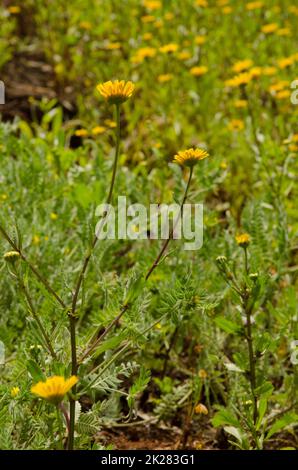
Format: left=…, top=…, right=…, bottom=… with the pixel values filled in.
left=0, top=0, right=297, bottom=450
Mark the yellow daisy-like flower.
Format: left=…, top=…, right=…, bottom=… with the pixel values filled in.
left=79, top=21, right=92, bottom=30
left=141, top=15, right=155, bottom=23
left=177, top=51, right=192, bottom=61
left=235, top=233, right=250, bottom=247
left=92, top=126, right=106, bottom=135
left=196, top=0, right=208, bottom=7
left=190, top=66, right=208, bottom=76
left=275, top=90, right=291, bottom=100
left=173, top=148, right=209, bottom=168
left=194, top=35, right=206, bottom=45
left=261, top=23, right=279, bottom=34
left=31, top=376, right=78, bottom=405
left=144, top=0, right=161, bottom=10
left=246, top=1, right=263, bottom=10
left=159, top=43, right=179, bottom=53
left=232, top=59, right=253, bottom=73
left=234, top=99, right=248, bottom=108
left=277, top=28, right=291, bottom=36
left=97, top=80, right=135, bottom=105
left=157, top=74, right=173, bottom=83
left=8, top=6, right=21, bottom=14
left=227, top=119, right=245, bottom=131
left=198, top=369, right=208, bottom=379
left=75, top=128, right=88, bottom=137
left=11, top=386, right=20, bottom=398
left=277, top=57, right=295, bottom=69
left=225, top=72, right=253, bottom=87
left=262, top=66, right=277, bottom=76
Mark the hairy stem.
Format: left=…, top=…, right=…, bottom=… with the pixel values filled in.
left=18, top=276, right=57, bottom=359
left=145, top=166, right=193, bottom=281
left=68, top=103, right=121, bottom=450
left=244, top=296, right=258, bottom=425
left=0, top=225, right=66, bottom=309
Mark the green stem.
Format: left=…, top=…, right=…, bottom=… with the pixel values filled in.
left=0, top=225, right=66, bottom=309
left=145, top=166, right=193, bottom=281
left=56, top=406, right=64, bottom=450
left=244, top=247, right=249, bottom=275
left=68, top=103, right=122, bottom=450
left=18, top=276, right=57, bottom=359
left=244, top=297, right=258, bottom=425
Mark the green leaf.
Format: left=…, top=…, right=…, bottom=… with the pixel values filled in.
left=224, top=426, right=246, bottom=444
left=214, top=316, right=241, bottom=335
left=26, top=360, right=45, bottom=382
left=266, top=413, right=298, bottom=439
left=256, top=397, right=267, bottom=430
left=212, top=407, right=240, bottom=428
left=255, top=381, right=274, bottom=398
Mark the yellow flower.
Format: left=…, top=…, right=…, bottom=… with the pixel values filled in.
left=190, top=66, right=208, bottom=76
left=141, top=15, right=155, bottom=23
left=235, top=233, right=250, bottom=247
left=164, top=12, right=174, bottom=20
left=234, top=99, right=248, bottom=108
left=79, top=21, right=92, bottom=30
left=11, top=387, right=20, bottom=398
left=131, top=47, right=156, bottom=63
left=157, top=74, right=173, bottom=83
left=177, top=51, right=192, bottom=60
left=194, top=35, right=206, bottom=45
left=105, top=42, right=121, bottom=50
left=228, top=119, right=244, bottom=131
left=97, top=80, right=135, bottom=104
left=196, top=0, right=208, bottom=7
left=195, top=403, right=208, bottom=415
left=143, top=32, right=153, bottom=40
left=277, top=57, right=295, bottom=69
left=75, top=128, right=88, bottom=137
left=232, top=59, right=253, bottom=73
left=144, top=0, right=161, bottom=10
left=173, top=148, right=209, bottom=168
left=246, top=1, right=263, bottom=10
left=275, top=90, right=291, bottom=100
left=154, top=19, right=163, bottom=28
left=261, top=23, right=279, bottom=34
left=33, top=235, right=40, bottom=245
left=159, top=43, right=179, bottom=53
left=50, top=212, right=58, bottom=220
left=31, top=376, right=78, bottom=405
left=288, top=6, right=298, bottom=16
left=249, top=66, right=262, bottom=77
left=225, top=72, right=253, bottom=87
left=269, top=80, right=289, bottom=94
left=198, top=369, right=208, bottom=379
left=223, top=6, right=232, bottom=14
left=220, top=160, right=228, bottom=169
left=104, top=119, right=117, bottom=128
left=262, top=66, right=277, bottom=76
left=8, top=6, right=21, bottom=14
left=92, top=126, right=106, bottom=135
left=277, top=28, right=291, bottom=36
left=4, top=251, right=20, bottom=263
